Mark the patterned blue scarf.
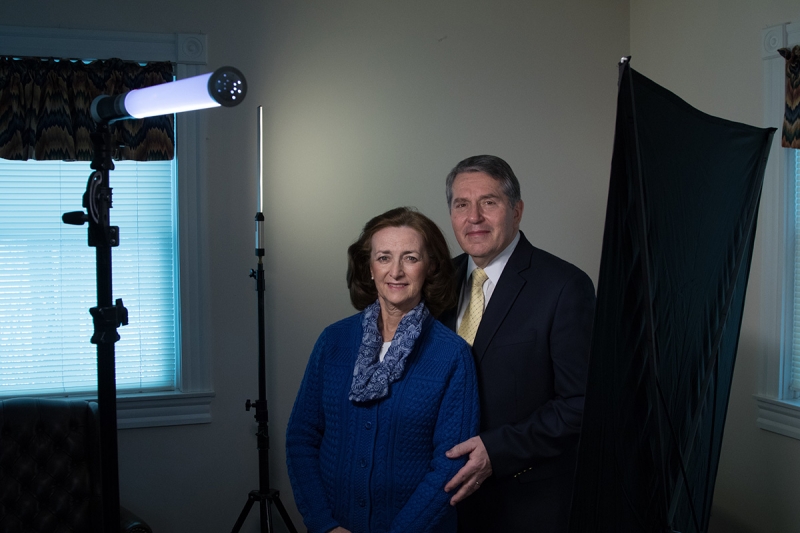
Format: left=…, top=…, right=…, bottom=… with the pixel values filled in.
left=349, top=300, right=430, bottom=403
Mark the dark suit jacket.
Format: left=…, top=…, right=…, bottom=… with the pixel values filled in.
left=440, top=232, right=596, bottom=533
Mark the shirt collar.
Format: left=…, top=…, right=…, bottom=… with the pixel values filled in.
left=466, top=231, right=520, bottom=286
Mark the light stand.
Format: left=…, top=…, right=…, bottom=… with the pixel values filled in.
left=63, top=66, right=246, bottom=533
left=63, top=121, right=125, bottom=533
left=231, top=106, right=298, bottom=533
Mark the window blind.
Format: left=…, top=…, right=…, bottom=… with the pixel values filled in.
left=0, top=159, right=178, bottom=395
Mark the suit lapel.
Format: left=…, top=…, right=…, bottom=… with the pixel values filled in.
left=471, top=233, right=533, bottom=363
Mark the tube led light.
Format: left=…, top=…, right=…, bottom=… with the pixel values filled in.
left=91, top=66, right=247, bottom=123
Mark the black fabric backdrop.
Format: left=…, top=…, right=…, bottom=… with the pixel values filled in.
left=569, top=61, right=775, bottom=533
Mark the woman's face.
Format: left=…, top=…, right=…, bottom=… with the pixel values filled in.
left=370, top=226, right=430, bottom=316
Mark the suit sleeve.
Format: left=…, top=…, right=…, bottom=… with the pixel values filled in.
left=285, top=331, right=341, bottom=533
left=388, top=343, right=480, bottom=533
left=480, top=269, right=596, bottom=479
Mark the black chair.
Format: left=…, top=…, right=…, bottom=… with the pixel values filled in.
left=0, top=398, right=152, bottom=533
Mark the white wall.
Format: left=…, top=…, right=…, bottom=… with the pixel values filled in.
left=260, top=2, right=626, bottom=530
left=631, top=2, right=800, bottom=532
left=0, top=1, right=627, bottom=531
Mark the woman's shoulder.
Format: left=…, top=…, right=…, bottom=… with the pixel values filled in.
left=317, top=311, right=363, bottom=341
left=324, top=311, right=362, bottom=329
left=411, top=319, right=475, bottom=385
left=422, top=319, right=472, bottom=358
left=309, top=312, right=363, bottom=366
left=426, top=317, right=466, bottom=343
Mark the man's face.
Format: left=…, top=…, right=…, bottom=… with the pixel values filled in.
left=449, top=171, right=523, bottom=268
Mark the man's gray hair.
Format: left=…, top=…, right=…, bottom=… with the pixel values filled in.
left=445, top=155, right=522, bottom=210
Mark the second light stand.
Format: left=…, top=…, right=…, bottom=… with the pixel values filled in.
left=230, top=107, right=297, bottom=533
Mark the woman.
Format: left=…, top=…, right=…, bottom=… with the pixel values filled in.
left=286, top=207, right=479, bottom=533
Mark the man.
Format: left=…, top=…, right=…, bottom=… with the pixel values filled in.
left=440, top=155, right=596, bottom=533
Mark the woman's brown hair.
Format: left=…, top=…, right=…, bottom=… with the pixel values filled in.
left=347, top=207, right=456, bottom=318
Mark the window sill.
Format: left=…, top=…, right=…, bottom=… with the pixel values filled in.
left=72, top=390, right=215, bottom=429
left=1, top=390, right=214, bottom=429
left=117, top=390, right=214, bottom=429
left=755, top=395, right=800, bottom=440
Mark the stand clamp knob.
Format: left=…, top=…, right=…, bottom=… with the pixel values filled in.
left=90, top=298, right=128, bottom=345
left=63, top=211, right=89, bottom=225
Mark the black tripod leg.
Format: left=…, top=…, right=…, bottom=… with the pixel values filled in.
left=272, top=494, right=299, bottom=533
left=231, top=493, right=257, bottom=533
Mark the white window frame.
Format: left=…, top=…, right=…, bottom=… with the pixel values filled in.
left=0, top=25, right=214, bottom=428
left=755, top=21, right=800, bottom=439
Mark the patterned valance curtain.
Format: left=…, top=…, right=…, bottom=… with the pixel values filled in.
left=0, top=57, right=174, bottom=161
left=780, top=45, right=800, bottom=149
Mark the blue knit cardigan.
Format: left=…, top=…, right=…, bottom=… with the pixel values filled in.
left=286, top=312, right=479, bottom=533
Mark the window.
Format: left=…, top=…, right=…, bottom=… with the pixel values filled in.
left=0, top=25, right=214, bottom=428
left=755, top=21, right=800, bottom=439
left=0, top=159, right=178, bottom=395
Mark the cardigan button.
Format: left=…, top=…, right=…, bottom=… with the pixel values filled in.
left=358, top=499, right=366, bottom=507
left=360, top=458, right=367, bottom=468
left=364, top=422, right=372, bottom=429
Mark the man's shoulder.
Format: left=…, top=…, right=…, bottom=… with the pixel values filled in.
left=511, top=232, right=585, bottom=274
left=451, top=233, right=594, bottom=288
left=529, top=244, right=587, bottom=276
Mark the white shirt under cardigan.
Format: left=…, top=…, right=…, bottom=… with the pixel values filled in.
left=456, top=231, right=520, bottom=332
left=379, top=342, right=391, bottom=362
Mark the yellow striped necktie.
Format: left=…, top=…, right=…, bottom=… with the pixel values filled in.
left=458, top=268, right=488, bottom=346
